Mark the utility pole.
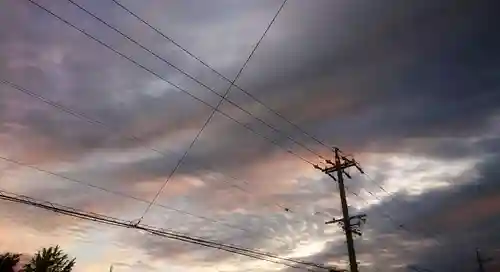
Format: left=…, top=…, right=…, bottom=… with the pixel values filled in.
left=314, top=147, right=365, bottom=272
left=476, top=248, right=492, bottom=272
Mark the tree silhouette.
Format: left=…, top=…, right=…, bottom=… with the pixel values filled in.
left=0, top=253, right=21, bottom=272
left=23, top=246, right=75, bottom=272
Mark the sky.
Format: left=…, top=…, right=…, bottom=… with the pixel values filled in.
left=0, top=0, right=499, bottom=271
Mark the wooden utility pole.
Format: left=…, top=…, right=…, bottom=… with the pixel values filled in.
left=314, top=147, right=365, bottom=272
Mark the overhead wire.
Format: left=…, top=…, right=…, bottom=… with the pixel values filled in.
left=345, top=188, right=409, bottom=234
left=0, top=74, right=303, bottom=227
left=103, top=0, right=500, bottom=258
left=22, top=0, right=315, bottom=167
left=98, top=2, right=498, bottom=270
left=21, top=0, right=324, bottom=221
left=19, top=0, right=319, bottom=222
left=0, top=190, right=303, bottom=270
left=111, top=0, right=500, bottom=237
left=109, top=0, right=333, bottom=155
left=0, top=154, right=287, bottom=246
left=343, top=173, right=445, bottom=272
left=64, top=0, right=325, bottom=162
left=14, top=0, right=424, bottom=268
left=358, top=172, right=444, bottom=241
left=4, top=77, right=291, bottom=209
left=330, top=182, right=440, bottom=272
left=5, top=0, right=446, bottom=270
left=0, top=77, right=341, bottom=270
left=16, top=0, right=310, bottom=221
left=0, top=75, right=318, bottom=248
left=315, top=168, right=410, bottom=236
left=0, top=189, right=340, bottom=271
left=346, top=189, right=437, bottom=272
left=70, top=0, right=348, bottom=222
left=336, top=150, right=445, bottom=242
left=137, top=0, right=289, bottom=220
left=351, top=178, right=444, bottom=246
left=0, top=71, right=309, bottom=244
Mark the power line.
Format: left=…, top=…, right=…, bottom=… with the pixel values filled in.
left=0, top=79, right=339, bottom=268
left=16, top=0, right=313, bottom=222
left=79, top=0, right=421, bottom=229
left=0, top=76, right=323, bottom=246
left=138, top=0, right=289, bottom=221
left=0, top=77, right=301, bottom=227
left=20, top=0, right=321, bottom=219
left=64, top=0, right=322, bottom=167
left=342, top=179, right=445, bottom=272
left=1, top=190, right=305, bottom=269
left=336, top=150, right=444, bottom=242
left=23, top=0, right=315, bottom=167
left=111, top=0, right=500, bottom=201
left=21, top=0, right=317, bottom=223
left=64, top=0, right=494, bottom=265
left=346, top=189, right=409, bottom=233
left=63, top=0, right=326, bottom=161
left=358, top=172, right=445, bottom=242
left=343, top=191, right=438, bottom=272
left=348, top=180, right=443, bottom=244
left=0, top=154, right=286, bottom=245
left=0, top=189, right=341, bottom=271
left=5, top=1, right=457, bottom=270
left=11, top=0, right=434, bottom=268
left=16, top=0, right=320, bottom=223
left=109, top=0, right=332, bottom=155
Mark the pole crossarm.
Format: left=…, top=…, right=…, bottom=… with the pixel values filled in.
left=316, top=161, right=357, bottom=173
left=325, top=214, right=367, bottom=237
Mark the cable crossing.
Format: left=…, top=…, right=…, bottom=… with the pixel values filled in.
left=24, top=0, right=316, bottom=166
left=0, top=154, right=288, bottom=246
left=0, top=189, right=344, bottom=272
left=109, top=0, right=334, bottom=155
left=137, top=0, right=289, bottom=221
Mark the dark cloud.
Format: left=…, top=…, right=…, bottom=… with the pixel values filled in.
left=2, top=0, right=497, bottom=175
left=0, top=0, right=499, bottom=271
left=229, top=0, right=500, bottom=153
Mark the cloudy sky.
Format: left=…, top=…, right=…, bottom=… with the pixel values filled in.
left=1, top=0, right=499, bottom=271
